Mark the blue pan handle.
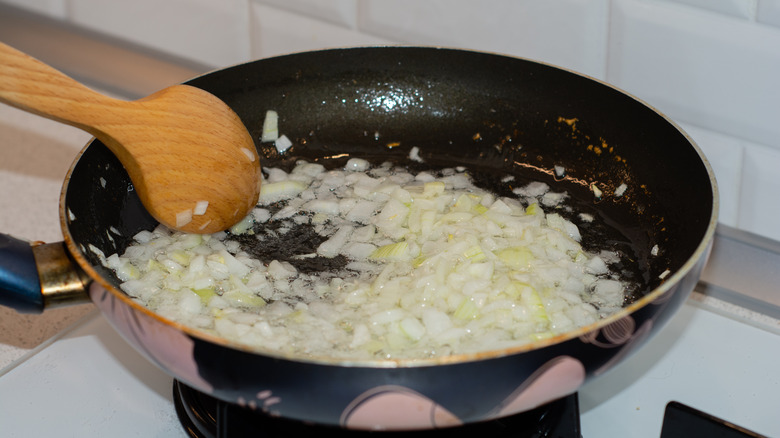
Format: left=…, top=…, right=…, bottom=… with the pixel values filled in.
left=0, top=234, right=43, bottom=313
left=0, top=233, right=91, bottom=313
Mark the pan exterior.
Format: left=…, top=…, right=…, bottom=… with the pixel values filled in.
left=85, top=248, right=706, bottom=429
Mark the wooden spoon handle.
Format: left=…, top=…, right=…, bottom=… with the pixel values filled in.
left=0, top=42, right=262, bottom=234
left=0, top=42, right=123, bottom=135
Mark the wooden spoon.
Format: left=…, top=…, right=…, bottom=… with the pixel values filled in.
left=0, top=42, right=261, bottom=234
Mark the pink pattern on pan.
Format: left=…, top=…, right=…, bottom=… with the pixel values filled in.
left=341, top=385, right=462, bottom=430
left=341, top=356, right=586, bottom=430
left=89, top=283, right=213, bottom=393
left=580, top=315, right=653, bottom=376
left=491, top=356, right=586, bottom=418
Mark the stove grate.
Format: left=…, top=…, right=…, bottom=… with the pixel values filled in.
left=173, top=380, right=582, bottom=438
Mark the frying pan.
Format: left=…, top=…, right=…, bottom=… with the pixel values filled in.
left=0, top=47, right=717, bottom=430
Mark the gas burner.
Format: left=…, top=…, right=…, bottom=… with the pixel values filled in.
left=173, top=380, right=582, bottom=437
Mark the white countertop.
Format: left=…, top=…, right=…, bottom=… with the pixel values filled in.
left=580, top=294, right=780, bottom=437
left=0, top=15, right=205, bottom=373
left=0, top=102, right=96, bottom=371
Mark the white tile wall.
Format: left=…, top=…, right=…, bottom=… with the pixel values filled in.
left=758, top=0, right=780, bottom=26
left=68, top=0, right=252, bottom=67
left=740, top=144, right=780, bottom=238
left=654, top=0, right=757, bottom=19
left=358, top=0, right=610, bottom=79
left=609, top=0, right=780, bottom=147
left=257, top=0, right=357, bottom=29
left=0, top=0, right=66, bottom=18
left=2, top=0, right=780, bottom=241
left=249, top=3, right=392, bottom=59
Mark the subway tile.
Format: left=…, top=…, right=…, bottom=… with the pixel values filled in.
left=0, top=0, right=67, bottom=18
left=649, top=0, right=757, bottom=20
left=677, top=122, right=743, bottom=228
left=68, top=0, right=252, bottom=68
left=609, top=0, right=780, bottom=150
left=757, top=0, right=780, bottom=26
left=253, top=0, right=357, bottom=29
left=249, top=4, right=393, bottom=60
left=358, top=0, right=609, bottom=79
left=739, top=143, right=780, bottom=241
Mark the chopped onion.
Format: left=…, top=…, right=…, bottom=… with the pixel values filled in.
left=258, top=180, right=307, bottom=204
left=275, top=135, right=292, bottom=154
left=614, top=183, right=627, bottom=197
left=193, top=201, right=209, bottom=216
left=409, top=146, right=423, bottom=162
left=260, top=110, right=279, bottom=142
left=345, top=158, right=370, bottom=172
left=241, top=147, right=256, bottom=162
left=104, top=159, right=637, bottom=361
left=591, top=183, right=603, bottom=199
left=176, top=209, right=192, bottom=227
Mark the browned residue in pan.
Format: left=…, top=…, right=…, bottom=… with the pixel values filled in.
left=550, top=116, right=671, bottom=288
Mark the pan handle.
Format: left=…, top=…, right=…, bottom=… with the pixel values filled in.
left=0, top=234, right=91, bottom=313
left=0, top=234, right=42, bottom=312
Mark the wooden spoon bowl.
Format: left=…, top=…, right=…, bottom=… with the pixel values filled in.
left=0, top=42, right=261, bottom=234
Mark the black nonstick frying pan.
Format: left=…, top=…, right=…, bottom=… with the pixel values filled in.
left=0, top=47, right=717, bottom=430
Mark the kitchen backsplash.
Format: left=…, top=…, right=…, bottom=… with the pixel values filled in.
left=3, top=0, right=780, bottom=241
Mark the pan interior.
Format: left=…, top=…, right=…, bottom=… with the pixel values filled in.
left=63, top=47, right=714, bottom=356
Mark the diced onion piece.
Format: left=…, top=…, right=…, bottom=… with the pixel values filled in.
left=261, top=110, right=279, bottom=142
left=409, top=146, right=423, bottom=162
left=223, top=289, right=267, bottom=308
left=259, top=180, right=308, bottom=204
left=399, top=317, right=426, bottom=340
left=591, top=183, right=603, bottom=199
left=498, top=247, right=533, bottom=269
left=241, top=147, right=256, bottom=162
left=193, top=201, right=209, bottom=216
left=275, top=135, right=292, bottom=154
left=518, top=284, right=548, bottom=322
left=370, top=241, right=409, bottom=260
left=422, top=181, right=445, bottom=197
left=176, top=209, right=192, bottom=227
left=514, top=181, right=549, bottom=197
left=463, top=245, right=486, bottom=262
left=345, top=158, right=370, bottom=172
left=229, top=214, right=254, bottom=235
left=453, top=298, right=480, bottom=320
left=318, top=225, right=354, bottom=258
